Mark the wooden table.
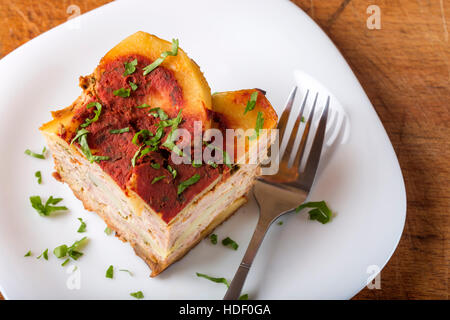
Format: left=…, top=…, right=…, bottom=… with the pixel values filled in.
left=0, top=0, right=448, bottom=300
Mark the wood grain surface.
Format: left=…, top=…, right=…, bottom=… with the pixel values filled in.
left=0, top=0, right=448, bottom=300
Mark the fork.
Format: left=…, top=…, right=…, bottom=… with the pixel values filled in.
left=223, top=86, right=330, bottom=300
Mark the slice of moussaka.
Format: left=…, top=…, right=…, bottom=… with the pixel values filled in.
left=40, top=32, right=277, bottom=276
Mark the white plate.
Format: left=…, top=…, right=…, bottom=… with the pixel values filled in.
left=0, top=0, right=406, bottom=299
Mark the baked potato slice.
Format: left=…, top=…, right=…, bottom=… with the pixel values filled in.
left=96, top=31, right=212, bottom=130
left=212, top=89, right=278, bottom=162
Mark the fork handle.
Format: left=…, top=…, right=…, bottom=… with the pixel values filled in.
left=223, top=216, right=272, bottom=300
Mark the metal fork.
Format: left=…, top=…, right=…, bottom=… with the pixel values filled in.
left=223, top=86, right=330, bottom=300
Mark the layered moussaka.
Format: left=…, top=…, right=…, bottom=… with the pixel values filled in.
left=40, top=32, right=277, bottom=276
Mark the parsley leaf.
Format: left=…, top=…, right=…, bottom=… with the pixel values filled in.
left=77, top=218, right=86, bottom=233
left=35, top=171, right=42, bottom=184
left=25, top=147, right=46, bottom=159
left=143, top=39, right=179, bottom=75
left=204, top=143, right=232, bottom=168
left=113, top=88, right=131, bottom=98
left=192, top=160, right=202, bottom=168
left=249, top=111, right=264, bottom=140
left=61, top=258, right=70, bottom=266
left=106, top=265, right=114, bottom=279
left=277, top=221, right=283, bottom=226
left=104, top=227, right=112, bottom=235
left=222, top=237, right=239, bottom=250
left=149, top=107, right=168, bottom=120
left=151, top=175, right=166, bottom=184
left=295, top=201, right=333, bottom=224
left=130, top=291, right=144, bottom=299
left=161, top=111, right=184, bottom=156
left=37, top=248, right=48, bottom=260
left=150, top=163, right=160, bottom=169
left=243, top=91, right=258, bottom=114
left=119, top=269, right=133, bottom=276
left=53, top=237, right=88, bottom=261
left=177, top=174, right=200, bottom=195
left=132, top=129, right=152, bottom=146
left=129, top=81, right=138, bottom=91
left=209, top=234, right=217, bottom=245
left=110, top=127, right=129, bottom=134
left=135, top=103, right=151, bottom=109
left=123, top=58, right=138, bottom=76
left=80, top=102, right=102, bottom=128
left=196, top=273, right=229, bottom=287
left=131, top=146, right=142, bottom=167
left=72, top=129, right=110, bottom=163
left=167, top=165, right=177, bottom=179
left=30, top=195, right=68, bottom=217
left=24, top=250, right=32, bottom=257
left=239, top=294, right=249, bottom=300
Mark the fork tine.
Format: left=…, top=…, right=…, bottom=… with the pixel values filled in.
left=277, top=86, right=297, bottom=145
left=282, top=90, right=309, bottom=165
left=291, top=92, right=318, bottom=169
left=300, top=96, right=330, bottom=190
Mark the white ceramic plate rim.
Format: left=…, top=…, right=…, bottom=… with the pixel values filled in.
left=0, top=0, right=406, bottom=299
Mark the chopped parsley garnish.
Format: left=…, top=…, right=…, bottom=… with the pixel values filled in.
left=131, top=146, right=142, bottom=167
left=177, top=174, right=200, bottom=195
left=30, top=195, right=68, bottom=217
left=196, top=272, right=248, bottom=299
left=136, top=103, right=151, bottom=109
left=196, top=272, right=229, bottom=287
left=77, top=218, right=86, bottom=233
left=119, top=269, right=133, bottom=276
left=71, top=129, right=110, bottom=163
left=110, top=127, right=129, bottom=134
left=25, top=147, right=46, bottom=159
left=249, top=111, right=264, bottom=140
left=53, top=237, right=87, bottom=261
left=53, top=245, right=67, bottom=258
left=104, top=227, right=112, bottom=235
left=161, top=112, right=184, bottom=156
left=81, top=102, right=102, bottom=128
left=61, top=258, right=70, bottom=266
left=209, top=234, right=217, bottom=244
left=243, top=91, right=258, bottom=115
left=24, top=250, right=32, bottom=257
left=139, top=145, right=157, bottom=159
left=143, top=39, right=179, bottom=75
left=167, top=165, right=177, bottom=178
left=37, top=248, right=48, bottom=260
left=151, top=175, right=166, bottom=184
left=207, top=160, right=218, bottom=168
left=123, top=58, right=138, bottom=76
left=204, top=143, right=232, bottom=168
left=145, top=126, right=164, bottom=146
left=130, top=291, right=144, bottom=299
left=132, top=129, right=152, bottom=146
left=277, top=221, right=283, bottom=226
left=113, top=88, right=131, bottom=98
left=192, top=160, right=202, bottom=168
left=301, top=116, right=305, bottom=123
left=222, top=237, right=239, bottom=250
left=295, top=201, right=333, bottom=224
left=129, top=81, right=138, bottom=91
left=35, top=171, right=42, bottom=184
left=149, top=107, right=168, bottom=120
left=151, top=163, right=160, bottom=169
left=106, top=265, right=114, bottom=279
